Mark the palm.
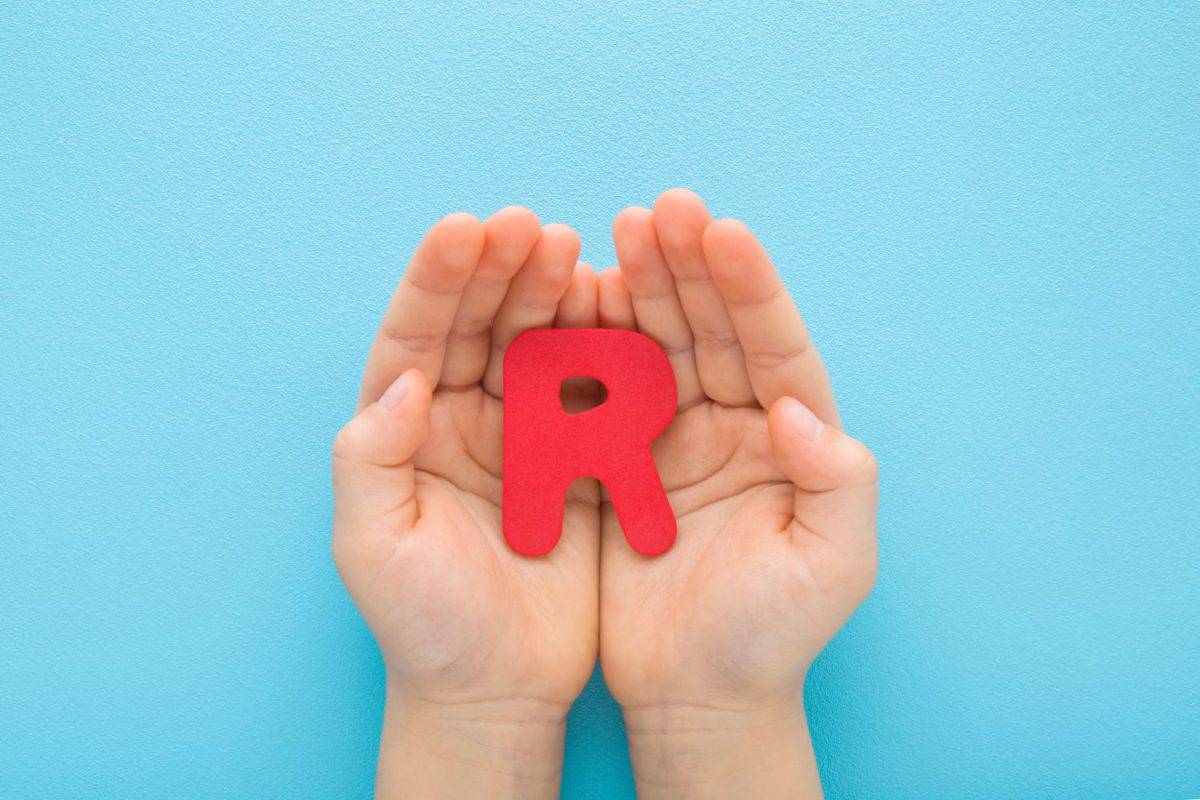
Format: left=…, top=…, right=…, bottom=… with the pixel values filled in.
left=603, top=403, right=841, bottom=704
left=387, top=388, right=598, bottom=703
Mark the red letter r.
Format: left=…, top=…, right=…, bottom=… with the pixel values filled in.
left=503, top=329, right=677, bottom=557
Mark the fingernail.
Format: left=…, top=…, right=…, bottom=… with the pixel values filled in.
left=380, top=371, right=414, bottom=410
left=785, top=398, right=823, bottom=441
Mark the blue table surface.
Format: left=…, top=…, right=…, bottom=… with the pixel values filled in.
left=3, top=3, right=1197, bottom=797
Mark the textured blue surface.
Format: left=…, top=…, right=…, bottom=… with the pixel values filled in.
left=3, top=3, right=1198, bottom=798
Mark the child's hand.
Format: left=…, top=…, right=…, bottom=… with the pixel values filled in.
left=331, top=209, right=599, bottom=798
left=598, top=190, right=878, bottom=799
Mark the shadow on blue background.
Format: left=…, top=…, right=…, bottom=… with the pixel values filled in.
left=2, top=2, right=1197, bottom=798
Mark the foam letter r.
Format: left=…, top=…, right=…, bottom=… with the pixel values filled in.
left=503, top=329, right=677, bottom=557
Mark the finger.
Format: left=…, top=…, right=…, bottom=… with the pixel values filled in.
left=440, top=206, right=542, bottom=390
left=358, top=213, right=485, bottom=409
left=652, top=189, right=755, bottom=407
left=767, top=396, right=877, bottom=574
left=555, top=261, right=599, bottom=329
left=612, top=207, right=704, bottom=409
left=597, top=266, right=636, bottom=330
left=594, top=267, right=634, bottom=508
left=482, top=224, right=581, bottom=397
left=334, top=368, right=434, bottom=534
left=555, top=262, right=605, bottom=413
left=555, top=263, right=606, bottom=465
left=702, top=218, right=840, bottom=425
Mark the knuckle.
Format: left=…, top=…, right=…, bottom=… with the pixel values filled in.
left=844, top=441, right=878, bottom=487
left=743, top=341, right=809, bottom=370
left=445, top=321, right=492, bottom=347
left=856, top=446, right=879, bottom=483
left=379, top=326, right=442, bottom=354
left=331, top=420, right=360, bottom=462
left=692, top=331, right=742, bottom=353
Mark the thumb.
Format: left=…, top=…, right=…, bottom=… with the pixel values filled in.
left=332, top=368, right=433, bottom=533
left=767, top=396, right=878, bottom=566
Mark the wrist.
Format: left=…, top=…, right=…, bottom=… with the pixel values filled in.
left=621, top=696, right=822, bottom=800
left=375, top=683, right=570, bottom=800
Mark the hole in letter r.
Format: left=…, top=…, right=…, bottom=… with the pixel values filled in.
left=502, top=328, right=677, bottom=557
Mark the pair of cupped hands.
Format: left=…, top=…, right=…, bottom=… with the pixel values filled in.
left=332, top=190, right=878, bottom=799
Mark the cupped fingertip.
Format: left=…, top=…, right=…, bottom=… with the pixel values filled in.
left=613, top=206, right=664, bottom=268
left=378, top=368, right=431, bottom=411
left=597, top=267, right=636, bottom=329
left=566, top=260, right=599, bottom=299
left=701, top=216, right=751, bottom=251
left=653, top=187, right=707, bottom=214
left=701, top=219, right=762, bottom=287
left=782, top=396, right=824, bottom=442
left=572, top=260, right=599, bottom=282
left=378, top=371, right=413, bottom=410
left=538, top=224, right=583, bottom=275
left=556, top=262, right=600, bottom=329
left=430, top=211, right=486, bottom=269
left=486, top=205, right=542, bottom=245
left=652, top=189, right=712, bottom=253
left=768, top=396, right=822, bottom=443
left=613, top=205, right=653, bottom=235
left=597, top=265, right=626, bottom=291
left=540, top=221, right=580, bottom=241
left=490, top=204, right=540, bottom=226
left=436, top=210, right=484, bottom=236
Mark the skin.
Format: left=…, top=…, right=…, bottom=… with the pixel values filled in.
left=333, top=209, right=600, bottom=797
left=332, top=191, right=878, bottom=799
left=600, top=191, right=878, bottom=798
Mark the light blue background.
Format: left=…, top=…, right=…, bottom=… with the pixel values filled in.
left=3, top=2, right=1198, bottom=797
